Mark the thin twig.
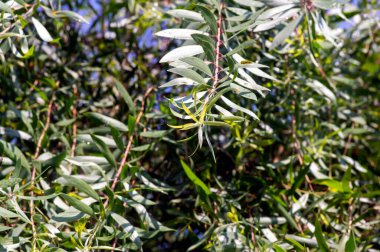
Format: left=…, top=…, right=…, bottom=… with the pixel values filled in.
left=29, top=82, right=59, bottom=250
left=290, top=89, right=314, bottom=192
left=343, top=134, right=352, bottom=156
left=68, top=85, right=78, bottom=173
left=105, top=86, right=155, bottom=207
left=107, top=86, right=155, bottom=252
left=212, top=3, right=224, bottom=91
left=203, top=3, right=224, bottom=114
left=0, top=4, right=35, bottom=35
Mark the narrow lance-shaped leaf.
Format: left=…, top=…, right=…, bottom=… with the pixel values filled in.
left=221, top=95, right=259, bottom=120
left=61, top=194, right=95, bottom=216
left=86, top=112, right=129, bottom=132
left=110, top=212, right=142, bottom=249
left=155, top=29, right=209, bottom=40
left=180, top=160, right=211, bottom=196
left=114, top=78, right=136, bottom=115
left=180, top=57, right=212, bottom=77
left=314, top=219, right=331, bottom=252
left=168, top=68, right=206, bottom=85
left=167, top=9, right=205, bottom=22
left=270, top=14, right=304, bottom=50
left=63, top=175, right=100, bottom=201
left=32, top=17, right=54, bottom=42
left=160, top=45, right=204, bottom=63
left=196, top=5, right=218, bottom=34
left=0, top=207, right=19, bottom=219
left=91, top=134, right=117, bottom=168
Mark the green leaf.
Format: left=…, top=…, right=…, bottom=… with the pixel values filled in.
left=180, top=57, right=212, bottom=77
left=91, top=134, right=117, bottom=168
left=32, top=17, right=54, bottom=42
left=234, top=0, right=264, bottom=7
left=273, top=244, right=286, bottom=252
left=0, top=32, right=24, bottom=39
left=40, top=151, right=67, bottom=169
left=17, top=193, right=59, bottom=201
left=54, top=10, right=89, bottom=24
left=342, top=167, right=352, bottom=193
left=168, top=68, right=206, bottom=85
left=110, top=212, right=142, bottom=249
left=61, top=194, right=94, bottom=216
left=0, top=225, right=12, bottom=232
left=314, top=219, right=330, bottom=252
left=226, top=40, right=256, bottom=56
left=270, top=14, right=304, bottom=50
left=63, top=175, right=100, bottom=201
left=314, top=179, right=344, bottom=193
left=203, top=121, right=231, bottom=127
left=128, top=115, right=136, bottom=135
left=0, top=2, right=12, bottom=13
left=196, top=5, right=218, bottom=34
left=191, top=33, right=215, bottom=62
left=306, top=80, right=336, bottom=103
left=230, top=83, right=257, bottom=101
left=0, top=207, right=19, bottom=218
left=86, top=112, right=129, bottom=132
left=0, top=140, right=30, bottom=171
left=313, top=0, right=336, bottom=10
left=0, top=178, right=21, bottom=189
left=187, top=223, right=216, bottom=251
left=52, top=209, right=85, bottom=222
left=160, top=78, right=195, bottom=88
left=155, top=29, right=209, bottom=40
left=114, top=78, right=136, bottom=115
left=131, top=144, right=152, bottom=152
left=345, top=231, right=356, bottom=252
left=140, top=130, right=167, bottom=138
left=226, top=17, right=257, bottom=33
left=110, top=127, right=125, bottom=151
left=180, top=160, right=211, bottom=196
left=21, top=45, right=34, bottom=59
left=160, top=45, right=204, bottom=63
left=221, top=95, right=259, bottom=120
left=167, top=9, right=205, bottom=22
left=284, top=236, right=305, bottom=251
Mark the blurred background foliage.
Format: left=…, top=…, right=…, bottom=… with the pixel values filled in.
left=0, top=0, right=379, bottom=251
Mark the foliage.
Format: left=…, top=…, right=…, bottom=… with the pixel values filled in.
left=0, top=0, right=379, bottom=251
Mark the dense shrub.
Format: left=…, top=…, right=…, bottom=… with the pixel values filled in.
left=0, top=0, right=379, bottom=251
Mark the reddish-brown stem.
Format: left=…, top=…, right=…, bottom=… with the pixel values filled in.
left=108, top=86, right=155, bottom=252
left=105, top=86, right=155, bottom=208
left=203, top=3, right=223, bottom=109
left=32, top=93, right=56, bottom=162
left=0, top=4, right=35, bottom=36
left=290, top=90, right=314, bottom=192
left=30, top=82, right=59, bottom=249
left=68, top=85, right=78, bottom=173
left=211, top=3, right=224, bottom=92
left=292, top=114, right=303, bottom=166
left=343, top=134, right=352, bottom=156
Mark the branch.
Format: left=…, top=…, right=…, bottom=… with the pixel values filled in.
left=211, top=2, right=224, bottom=93
left=68, top=85, right=78, bottom=173
left=30, top=82, right=58, bottom=250
left=105, top=86, right=155, bottom=207
left=290, top=89, right=314, bottom=192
